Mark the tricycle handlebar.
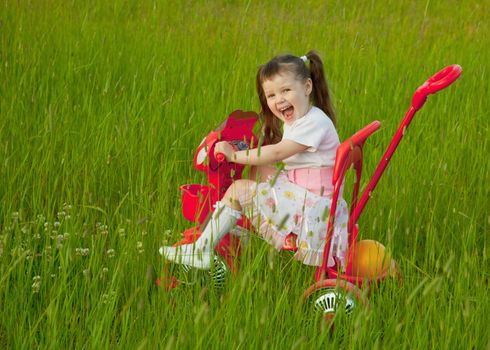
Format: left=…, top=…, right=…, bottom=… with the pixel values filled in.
left=215, top=152, right=226, bottom=163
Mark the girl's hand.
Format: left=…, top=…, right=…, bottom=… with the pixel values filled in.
left=214, top=141, right=236, bottom=161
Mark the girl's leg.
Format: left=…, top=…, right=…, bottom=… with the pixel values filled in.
left=221, top=179, right=256, bottom=211
left=160, top=179, right=256, bottom=269
left=248, top=165, right=277, bottom=183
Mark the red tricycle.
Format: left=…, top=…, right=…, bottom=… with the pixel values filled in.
left=157, top=65, right=462, bottom=321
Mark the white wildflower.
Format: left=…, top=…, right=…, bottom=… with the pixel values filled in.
left=75, top=248, right=90, bottom=257
left=101, top=291, right=116, bottom=304
left=106, top=249, right=115, bottom=258
left=32, top=275, right=41, bottom=293
left=63, top=203, right=72, bottom=211
left=136, top=241, right=144, bottom=254
left=96, top=223, right=109, bottom=235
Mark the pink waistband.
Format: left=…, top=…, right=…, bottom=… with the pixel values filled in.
left=287, top=167, right=334, bottom=196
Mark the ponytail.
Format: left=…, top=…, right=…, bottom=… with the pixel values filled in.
left=305, top=50, right=336, bottom=126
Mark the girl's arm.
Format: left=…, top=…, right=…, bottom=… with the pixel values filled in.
left=215, top=139, right=308, bottom=166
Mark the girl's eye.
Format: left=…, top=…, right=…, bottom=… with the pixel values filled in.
left=267, top=94, right=274, bottom=99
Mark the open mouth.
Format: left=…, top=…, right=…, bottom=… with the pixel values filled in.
left=280, top=105, right=294, bottom=120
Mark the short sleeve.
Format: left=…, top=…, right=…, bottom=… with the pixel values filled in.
left=283, top=114, right=330, bottom=152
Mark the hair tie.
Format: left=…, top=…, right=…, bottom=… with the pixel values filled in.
left=300, top=55, right=308, bottom=63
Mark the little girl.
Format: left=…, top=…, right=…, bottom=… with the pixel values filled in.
left=160, top=50, right=348, bottom=271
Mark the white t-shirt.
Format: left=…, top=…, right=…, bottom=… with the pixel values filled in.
left=282, top=106, right=340, bottom=169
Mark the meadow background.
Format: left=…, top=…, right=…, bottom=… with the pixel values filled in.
left=1, top=0, right=489, bottom=348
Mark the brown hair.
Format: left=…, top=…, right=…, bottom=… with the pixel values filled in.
left=255, top=50, right=336, bottom=145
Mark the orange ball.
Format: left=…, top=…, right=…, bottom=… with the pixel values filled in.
left=351, top=240, right=391, bottom=279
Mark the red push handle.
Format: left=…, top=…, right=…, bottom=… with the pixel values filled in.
left=412, top=64, right=462, bottom=110
left=425, top=64, right=462, bottom=92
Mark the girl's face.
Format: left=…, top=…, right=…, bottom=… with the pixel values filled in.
left=262, top=71, right=312, bottom=125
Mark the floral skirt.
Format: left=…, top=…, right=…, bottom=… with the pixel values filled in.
left=245, top=172, right=349, bottom=268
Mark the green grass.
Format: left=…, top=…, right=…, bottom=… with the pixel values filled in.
left=1, top=0, right=488, bottom=348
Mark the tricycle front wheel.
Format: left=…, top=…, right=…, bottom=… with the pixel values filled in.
left=303, top=279, right=367, bottom=328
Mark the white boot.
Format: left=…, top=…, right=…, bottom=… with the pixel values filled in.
left=159, top=202, right=242, bottom=269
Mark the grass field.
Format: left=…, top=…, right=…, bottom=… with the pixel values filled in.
left=1, top=0, right=489, bottom=348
